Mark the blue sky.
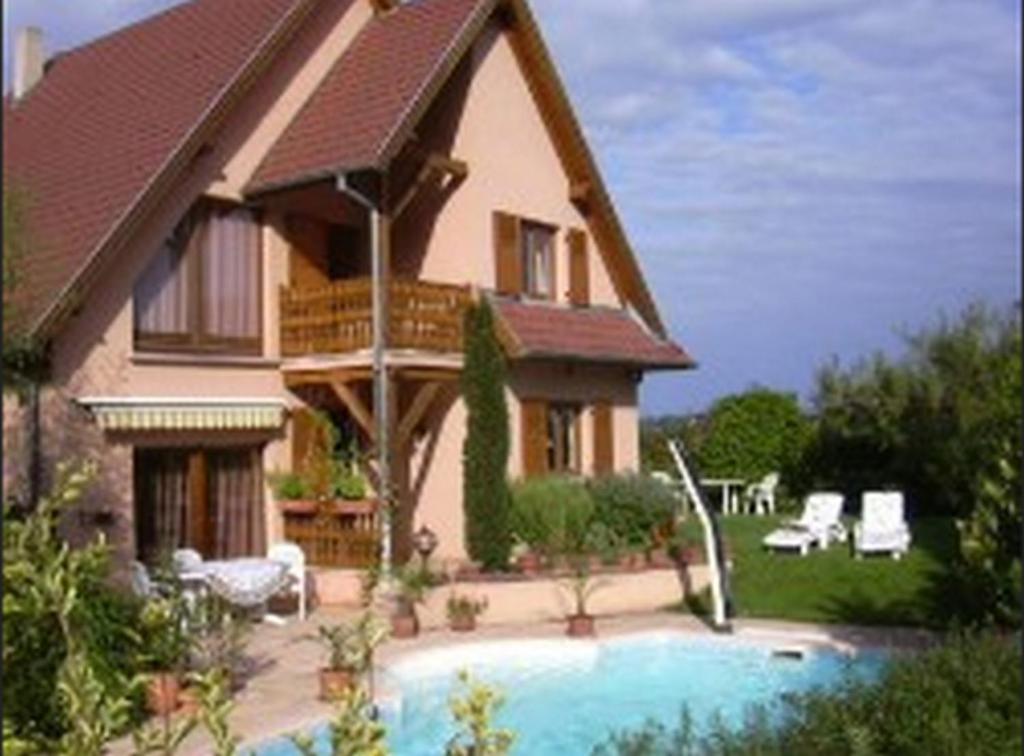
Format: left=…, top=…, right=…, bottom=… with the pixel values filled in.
left=4, top=0, right=1021, bottom=416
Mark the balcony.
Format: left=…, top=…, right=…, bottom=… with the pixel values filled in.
left=280, top=277, right=471, bottom=358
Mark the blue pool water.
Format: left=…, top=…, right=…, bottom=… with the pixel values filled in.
left=256, top=632, right=887, bottom=755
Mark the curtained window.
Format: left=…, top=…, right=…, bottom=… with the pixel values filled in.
left=134, top=201, right=262, bottom=353
left=134, top=446, right=265, bottom=562
left=521, top=221, right=555, bottom=300
left=546, top=402, right=581, bottom=474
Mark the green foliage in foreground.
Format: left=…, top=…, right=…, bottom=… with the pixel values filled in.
left=593, top=632, right=1021, bottom=756
left=677, top=515, right=960, bottom=628
left=510, top=475, right=593, bottom=557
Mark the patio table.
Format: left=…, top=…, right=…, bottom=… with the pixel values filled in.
left=700, top=477, right=746, bottom=515
left=180, top=557, right=288, bottom=609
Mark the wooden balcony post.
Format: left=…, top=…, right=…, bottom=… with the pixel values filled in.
left=371, top=182, right=393, bottom=577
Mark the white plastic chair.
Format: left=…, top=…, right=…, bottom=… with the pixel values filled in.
left=172, top=548, right=203, bottom=574
left=268, top=541, right=307, bottom=621
left=130, top=560, right=156, bottom=598
left=762, top=492, right=846, bottom=554
left=854, top=492, right=911, bottom=559
left=745, top=472, right=780, bottom=515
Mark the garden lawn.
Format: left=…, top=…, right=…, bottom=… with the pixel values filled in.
left=679, top=515, right=959, bottom=628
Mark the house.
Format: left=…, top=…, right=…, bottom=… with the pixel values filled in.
left=2, top=0, right=693, bottom=589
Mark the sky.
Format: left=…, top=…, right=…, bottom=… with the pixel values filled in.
left=4, top=0, right=1021, bottom=416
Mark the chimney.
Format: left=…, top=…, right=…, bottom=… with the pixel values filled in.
left=13, top=27, right=44, bottom=101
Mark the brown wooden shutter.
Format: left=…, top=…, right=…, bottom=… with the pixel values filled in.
left=592, top=401, right=614, bottom=475
left=521, top=399, right=548, bottom=477
left=291, top=407, right=317, bottom=474
left=493, top=211, right=522, bottom=296
left=567, top=228, right=589, bottom=306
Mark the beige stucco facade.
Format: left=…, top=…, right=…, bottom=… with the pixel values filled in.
left=6, top=5, right=659, bottom=571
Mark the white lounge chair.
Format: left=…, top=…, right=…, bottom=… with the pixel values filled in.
left=854, top=492, right=911, bottom=559
left=268, top=541, right=307, bottom=622
left=744, top=472, right=780, bottom=515
left=762, top=492, right=846, bottom=555
left=172, top=547, right=203, bottom=574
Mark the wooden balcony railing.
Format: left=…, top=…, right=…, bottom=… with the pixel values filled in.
left=280, top=278, right=471, bottom=357
left=281, top=500, right=379, bottom=568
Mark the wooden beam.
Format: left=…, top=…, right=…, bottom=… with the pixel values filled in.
left=396, top=381, right=442, bottom=450
left=569, top=180, right=592, bottom=211
left=284, top=368, right=372, bottom=389
left=329, top=378, right=376, bottom=442
left=395, top=367, right=462, bottom=382
left=393, top=151, right=469, bottom=219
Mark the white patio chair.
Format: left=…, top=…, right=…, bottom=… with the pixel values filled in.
left=130, top=560, right=156, bottom=598
left=172, top=548, right=203, bottom=574
left=854, top=491, right=911, bottom=559
left=745, top=472, right=780, bottom=515
left=762, top=492, right=845, bottom=555
left=268, top=541, right=307, bottom=621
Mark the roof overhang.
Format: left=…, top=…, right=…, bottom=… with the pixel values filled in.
left=77, top=397, right=288, bottom=432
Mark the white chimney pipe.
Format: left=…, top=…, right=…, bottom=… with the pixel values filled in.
left=13, top=27, right=44, bottom=101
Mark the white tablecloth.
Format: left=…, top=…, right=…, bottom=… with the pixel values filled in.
left=181, top=558, right=288, bottom=608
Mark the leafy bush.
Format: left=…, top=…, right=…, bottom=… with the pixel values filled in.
left=269, top=471, right=310, bottom=500
left=593, top=631, right=1021, bottom=756
left=3, top=461, right=146, bottom=744
left=510, top=476, right=594, bottom=557
left=694, top=388, right=812, bottom=487
left=588, top=474, right=677, bottom=551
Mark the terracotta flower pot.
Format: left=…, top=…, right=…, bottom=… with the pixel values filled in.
left=449, top=614, right=476, bottom=632
left=517, top=551, right=541, bottom=576
left=566, top=614, right=596, bottom=638
left=319, top=667, right=356, bottom=701
left=647, top=547, right=674, bottom=569
left=177, top=686, right=200, bottom=716
left=391, top=611, right=419, bottom=639
left=146, top=672, right=181, bottom=716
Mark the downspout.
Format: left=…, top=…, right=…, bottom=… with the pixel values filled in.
left=335, top=172, right=392, bottom=579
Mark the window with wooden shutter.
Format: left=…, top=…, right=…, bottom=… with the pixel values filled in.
left=493, top=211, right=522, bottom=296
left=521, top=398, right=548, bottom=477
left=567, top=228, right=589, bottom=306
left=593, top=400, right=614, bottom=475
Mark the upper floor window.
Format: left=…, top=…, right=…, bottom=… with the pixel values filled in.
left=521, top=221, right=554, bottom=299
left=134, top=201, right=262, bottom=354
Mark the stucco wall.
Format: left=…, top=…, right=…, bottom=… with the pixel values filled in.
left=392, top=21, right=621, bottom=309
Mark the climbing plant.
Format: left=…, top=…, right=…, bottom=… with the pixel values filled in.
left=460, top=300, right=511, bottom=571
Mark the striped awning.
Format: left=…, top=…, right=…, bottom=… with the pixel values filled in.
left=77, top=397, right=287, bottom=432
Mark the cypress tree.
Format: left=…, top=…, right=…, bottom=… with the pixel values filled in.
left=461, top=299, right=511, bottom=570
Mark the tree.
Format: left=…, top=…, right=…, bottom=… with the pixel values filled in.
left=460, top=300, right=511, bottom=571
left=695, top=388, right=812, bottom=487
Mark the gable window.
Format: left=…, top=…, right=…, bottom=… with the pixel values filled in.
left=134, top=201, right=262, bottom=353
left=521, top=221, right=554, bottom=299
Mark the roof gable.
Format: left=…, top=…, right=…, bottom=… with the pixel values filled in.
left=248, top=0, right=492, bottom=193
left=3, top=0, right=316, bottom=338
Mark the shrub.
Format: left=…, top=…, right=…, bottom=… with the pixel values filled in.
left=510, top=476, right=594, bottom=558
left=593, top=631, right=1021, bottom=756
left=695, top=388, right=812, bottom=488
left=461, top=301, right=512, bottom=570
left=588, top=474, right=677, bottom=551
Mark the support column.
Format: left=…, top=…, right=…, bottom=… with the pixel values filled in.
left=371, top=180, right=393, bottom=575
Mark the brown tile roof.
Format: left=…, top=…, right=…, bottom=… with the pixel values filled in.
left=248, top=0, right=491, bottom=193
left=3, top=0, right=311, bottom=335
left=492, top=297, right=695, bottom=370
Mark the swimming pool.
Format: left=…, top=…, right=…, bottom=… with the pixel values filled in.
left=256, top=631, right=887, bottom=755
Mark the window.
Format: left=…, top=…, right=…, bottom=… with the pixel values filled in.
left=521, top=221, right=554, bottom=299
left=546, top=402, right=581, bottom=473
left=134, top=446, right=265, bottom=562
left=134, top=201, right=262, bottom=353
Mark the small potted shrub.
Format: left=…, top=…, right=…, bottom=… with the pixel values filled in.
left=317, top=611, right=388, bottom=700
left=391, top=564, right=432, bottom=639
left=139, top=596, right=189, bottom=716
left=562, top=557, right=606, bottom=638
left=511, top=538, right=541, bottom=577
left=446, top=592, right=488, bottom=632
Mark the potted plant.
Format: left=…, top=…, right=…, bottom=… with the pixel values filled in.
left=316, top=611, right=388, bottom=700
left=561, top=557, right=606, bottom=638
left=138, top=596, right=189, bottom=716
left=511, top=538, right=540, bottom=577
left=390, top=564, right=432, bottom=639
left=446, top=592, right=488, bottom=632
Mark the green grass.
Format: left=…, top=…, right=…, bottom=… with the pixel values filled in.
left=678, top=515, right=960, bottom=628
